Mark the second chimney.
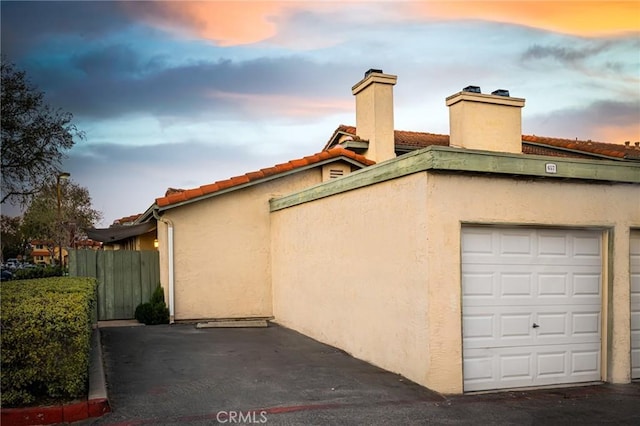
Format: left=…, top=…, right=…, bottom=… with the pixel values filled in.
left=446, top=88, right=525, bottom=154
left=352, top=69, right=397, bottom=163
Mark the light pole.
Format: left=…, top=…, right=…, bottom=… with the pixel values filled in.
left=57, top=172, right=70, bottom=268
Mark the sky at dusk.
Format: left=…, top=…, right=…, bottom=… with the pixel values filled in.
left=1, top=1, right=639, bottom=227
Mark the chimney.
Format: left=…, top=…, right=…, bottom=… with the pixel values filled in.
left=446, top=87, right=525, bottom=153
left=352, top=69, right=397, bottom=163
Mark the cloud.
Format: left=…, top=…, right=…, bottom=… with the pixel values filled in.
left=525, top=100, right=640, bottom=143
left=65, top=141, right=292, bottom=226
left=32, top=52, right=360, bottom=124
left=0, top=1, right=133, bottom=60
left=522, top=43, right=613, bottom=63
left=123, top=1, right=296, bottom=46
left=410, top=1, right=640, bottom=37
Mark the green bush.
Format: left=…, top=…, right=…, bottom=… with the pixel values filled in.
left=135, top=285, right=169, bottom=325
left=13, top=266, right=63, bottom=280
left=0, top=277, right=97, bottom=406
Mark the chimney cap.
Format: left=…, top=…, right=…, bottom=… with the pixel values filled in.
left=365, top=68, right=384, bottom=78
left=492, top=89, right=510, bottom=97
left=463, top=85, right=481, bottom=94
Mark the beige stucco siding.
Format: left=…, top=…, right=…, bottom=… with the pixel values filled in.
left=158, top=168, right=321, bottom=321
left=271, top=170, right=639, bottom=394
left=425, top=174, right=639, bottom=392
left=272, top=172, right=431, bottom=385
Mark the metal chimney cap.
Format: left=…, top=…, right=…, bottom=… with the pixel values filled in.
left=492, top=89, right=510, bottom=97
left=365, top=68, right=384, bottom=78
left=463, top=85, right=481, bottom=94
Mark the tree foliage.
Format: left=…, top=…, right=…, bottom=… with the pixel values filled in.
left=1, top=215, right=28, bottom=261
left=21, top=179, right=102, bottom=253
left=1, top=58, right=83, bottom=204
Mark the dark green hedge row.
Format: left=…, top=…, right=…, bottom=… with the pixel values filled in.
left=0, top=277, right=97, bottom=406
left=12, top=266, right=64, bottom=280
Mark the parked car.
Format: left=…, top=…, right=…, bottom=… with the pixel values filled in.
left=5, top=259, right=19, bottom=270
left=1, top=269, right=13, bottom=281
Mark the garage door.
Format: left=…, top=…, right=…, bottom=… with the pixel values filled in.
left=631, top=231, right=640, bottom=379
left=462, top=227, right=602, bottom=391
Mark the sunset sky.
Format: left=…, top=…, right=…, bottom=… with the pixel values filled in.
left=2, top=1, right=638, bottom=226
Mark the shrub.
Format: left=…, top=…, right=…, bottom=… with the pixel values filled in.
left=0, top=277, right=97, bottom=406
left=13, top=265, right=63, bottom=280
left=135, top=285, right=169, bottom=325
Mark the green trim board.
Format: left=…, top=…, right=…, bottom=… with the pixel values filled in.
left=270, top=145, right=640, bottom=212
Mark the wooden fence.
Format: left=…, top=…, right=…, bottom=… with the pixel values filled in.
left=69, top=250, right=160, bottom=321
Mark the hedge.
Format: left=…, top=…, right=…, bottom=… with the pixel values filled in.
left=12, top=266, right=64, bottom=280
left=0, top=277, right=97, bottom=406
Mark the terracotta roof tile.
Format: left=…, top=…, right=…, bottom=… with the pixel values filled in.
left=112, top=213, right=143, bottom=226
left=230, top=175, right=251, bottom=185
left=155, top=147, right=374, bottom=208
left=183, top=188, right=204, bottom=199
left=521, top=135, right=640, bottom=159
left=216, top=179, right=236, bottom=190
left=260, top=166, right=280, bottom=177
left=244, top=171, right=265, bottom=181
left=201, top=183, right=220, bottom=194
left=274, top=162, right=295, bottom=172
left=288, top=159, right=308, bottom=168
left=166, top=192, right=187, bottom=204
left=331, top=125, right=639, bottom=160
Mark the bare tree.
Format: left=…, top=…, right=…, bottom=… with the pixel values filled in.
left=1, top=58, right=83, bottom=204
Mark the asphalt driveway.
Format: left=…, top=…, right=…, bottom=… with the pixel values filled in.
left=86, top=323, right=640, bottom=425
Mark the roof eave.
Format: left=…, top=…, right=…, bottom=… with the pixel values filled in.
left=136, top=204, right=159, bottom=224
left=157, top=155, right=372, bottom=212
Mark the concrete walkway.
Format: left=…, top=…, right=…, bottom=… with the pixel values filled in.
left=84, top=323, right=639, bottom=425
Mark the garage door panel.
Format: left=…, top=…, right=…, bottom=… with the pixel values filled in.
left=462, top=227, right=602, bottom=391
left=464, top=344, right=601, bottom=391
left=463, top=266, right=600, bottom=306
left=631, top=231, right=640, bottom=379
left=464, top=306, right=599, bottom=349
left=537, top=351, right=567, bottom=378
left=464, top=230, right=601, bottom=267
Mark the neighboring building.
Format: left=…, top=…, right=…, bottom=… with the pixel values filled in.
left=30, top=240, right=55, bottom=265
left=29, top=240, right=68, bottom=266
left=136, top=70, right=639, bottom=394
left=86, top=214, right=156, bottom=251
left=30, top=239, right=101, bottom=265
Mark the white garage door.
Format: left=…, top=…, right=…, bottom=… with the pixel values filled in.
left=631, top=231, right=640, bottom=379
left=462, top=227, right=602, bottom=391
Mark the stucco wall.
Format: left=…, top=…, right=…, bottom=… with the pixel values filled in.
left=424, top=174, right=639, bottom=393
left=157, top=168, right=321, bottom=321
left=271, top=172, right=431, bottom=385
left=271, top=170, right=640, bottom=394
left=136, top=231, right=157, bottom=251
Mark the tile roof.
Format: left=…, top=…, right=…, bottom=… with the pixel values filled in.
left=112, top=214, right=143, bottom=226
left=155, top=147, right=375, bottom=209
left=329, top=125, right=640, bottom=161
left=521, top=135, right=640, bottom=160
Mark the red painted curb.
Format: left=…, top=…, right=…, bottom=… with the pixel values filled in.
left=1, top=398, right=110, bottom=426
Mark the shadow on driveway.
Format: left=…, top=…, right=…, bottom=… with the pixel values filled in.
left=86, top=323, right=639, bottom=425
